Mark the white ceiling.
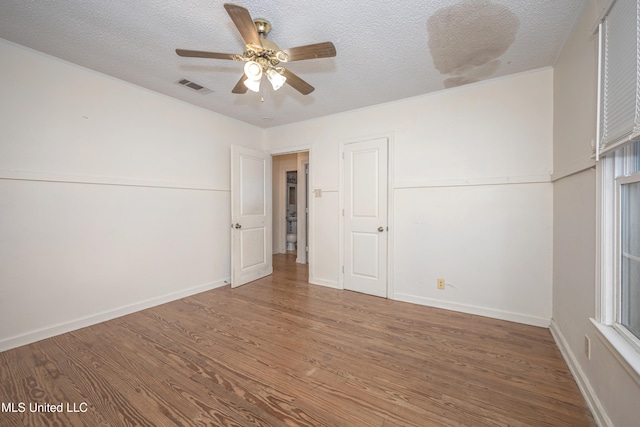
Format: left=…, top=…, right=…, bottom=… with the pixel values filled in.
left=0, top=0, right=584, bottom=128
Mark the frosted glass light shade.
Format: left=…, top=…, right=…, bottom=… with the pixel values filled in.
left=243, top=78, right=261, bottom=92
left=266, top=69, right=286, bottom=90
left=244, top=61, right=262, bottom=81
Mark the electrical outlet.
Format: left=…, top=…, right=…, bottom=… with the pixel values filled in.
left=585, top=335, right=591, bottom=360
left=437, top=278, right=445, bottom=290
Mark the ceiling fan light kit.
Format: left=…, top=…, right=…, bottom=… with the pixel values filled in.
left=176, top=3, right=336, bottom=96
left=240, top=46, right=286, bottom=92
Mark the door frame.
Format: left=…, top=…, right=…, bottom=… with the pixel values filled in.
left=300, top=160, right=309, bottom=264
left=269, top=145, right=313, bottom=271
left=339, top=133, right=395, bottom=298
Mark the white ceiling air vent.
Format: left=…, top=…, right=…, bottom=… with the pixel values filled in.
left=176, top=78, right=213, bottom=94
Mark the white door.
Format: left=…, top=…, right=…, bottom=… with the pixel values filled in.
left=343, top=138, right=388, bottom=297
left=231, top=145, right=272, bottom=287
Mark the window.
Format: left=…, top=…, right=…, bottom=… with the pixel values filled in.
left=614, top=143, right=640, bottom=344
left=597, top=143, right=640, bottom=375
left=595, top=0, right=640, bottom=375
left=619, top=161, right=640, bottom=340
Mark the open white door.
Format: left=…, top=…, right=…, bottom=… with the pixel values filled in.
left=343, top=138, right=388, bottom=297
left=231, top=145, right=272, bottom=287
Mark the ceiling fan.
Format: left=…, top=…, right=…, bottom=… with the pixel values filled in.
left=176, top=3, right=336, bottom=95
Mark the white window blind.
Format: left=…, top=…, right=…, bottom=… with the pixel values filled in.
left=598, top=0, right=640, bottom=158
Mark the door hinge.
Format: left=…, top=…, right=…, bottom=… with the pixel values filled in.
left=342, top=266, right=345, bottom=273
left=342, top=209, right=345, bottom=216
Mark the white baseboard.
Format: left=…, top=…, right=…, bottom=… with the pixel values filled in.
left=309, top=276, right=342, bottom=289
left=393, top=293, right=551, bottom=327
left=0, top=278, right=230, bottom=353
left=549, top=320, right=611, bottom=427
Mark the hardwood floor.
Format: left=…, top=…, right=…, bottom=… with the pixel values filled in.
left=1, top=254, right=595, bottom=426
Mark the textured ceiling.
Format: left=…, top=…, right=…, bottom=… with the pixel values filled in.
left=0, top=0, right=584, bottom=128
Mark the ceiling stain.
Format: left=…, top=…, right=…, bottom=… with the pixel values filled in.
left=427, top=0, right=520, bottom=88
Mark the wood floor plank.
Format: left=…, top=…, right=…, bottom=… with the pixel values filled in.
left=55, top=328, right=210, bottom=426
left=0, top=254, right=595, bottom=426
left=115, top=311, right=329, bottom=426
left=111, top=324, right=284, bottom=426
left=0, top=340, right=104, bottom=426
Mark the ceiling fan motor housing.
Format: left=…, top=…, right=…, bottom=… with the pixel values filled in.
left=253, top=19, right=271, bottom=37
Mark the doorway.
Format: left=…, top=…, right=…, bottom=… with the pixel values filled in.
left=285, top=171, right=297, bottom=252
left=272, top=151, right=309, bottom=265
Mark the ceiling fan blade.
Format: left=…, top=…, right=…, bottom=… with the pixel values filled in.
left=232, top=74, right=249, bottom=94
left=224, top=3, right=262, bottom=47
left=282, top=69, right=314, bottom=95
left=283, top=42, right=336, bottom=61
left=176, top=49, right=236, bottom=60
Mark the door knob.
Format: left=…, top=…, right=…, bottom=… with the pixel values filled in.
left=378, top=227, right=384, bottom=232
left=235, top=223, right=242, bottom=229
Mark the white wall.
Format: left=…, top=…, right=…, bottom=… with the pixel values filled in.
left=264, top=68, right=554, bottom=326
left=0, top=40, right=262, bottom=351
left=551, top=1, right=640, bottom=425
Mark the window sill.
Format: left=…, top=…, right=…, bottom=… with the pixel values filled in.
left=591, top=318, right=640, bottom=387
